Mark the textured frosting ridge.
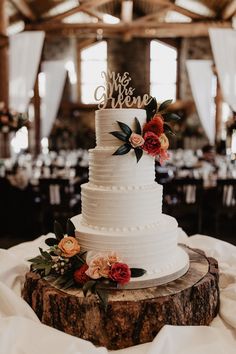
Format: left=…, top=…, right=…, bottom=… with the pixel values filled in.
left=73, top=108, right=186, bottom=274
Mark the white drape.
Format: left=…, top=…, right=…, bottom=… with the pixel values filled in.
left=186, top=60, right=215, bottom=144
left=209, top=29, right=236, bottom=112
left=41, top=61, right=67, bottom=138
left=9, top=31, right=45, bottom=112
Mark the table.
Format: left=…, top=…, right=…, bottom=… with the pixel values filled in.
left=0, top=231, right=236, bottom=354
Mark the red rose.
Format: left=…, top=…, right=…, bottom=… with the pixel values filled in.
left=143, top=115, right=164, bottom=137
left=73, top=264, right=90, bottom=285
left=142, top=131, right=161, bottom=157
left=109, top=262, right=131, bottom=285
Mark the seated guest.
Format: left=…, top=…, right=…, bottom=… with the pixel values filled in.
left=201, top=144, right=216, bottom=164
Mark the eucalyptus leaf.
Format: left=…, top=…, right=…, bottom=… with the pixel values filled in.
left=158, top=99, right=173, bottom=113
left=54, top=221, right=64, bottom=241
left=130, top=268, right=147, bottom=278
left=134, top=148, right=143, bottom=163
left=45, top=237, right=58, bottom=247
left=117, top=121, right=132, bottom=137
left=67, top=219, right=75, bottom=237
left=96, top=288, right=109, bottom=311
left=163, top=112, right=181, bottom=122
left=164, top=123, right=175, bottom=136
left=82, top=280, right=97, bottom=297
left=110, top=131, right=129, bottom=142
left=134, top=117, right=142, bottom=135
left=113, top=143, right=131, bottom=156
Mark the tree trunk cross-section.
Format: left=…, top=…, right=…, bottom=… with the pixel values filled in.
left=22, top=246, right=220, bottom=350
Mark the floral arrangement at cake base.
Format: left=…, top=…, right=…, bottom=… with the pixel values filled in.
left=110, top=97, right=180, bottom=163
left=28, top=220, right=146, bottom=308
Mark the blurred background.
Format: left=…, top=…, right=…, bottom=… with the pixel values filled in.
left=1, top=0, right=236, bottom=248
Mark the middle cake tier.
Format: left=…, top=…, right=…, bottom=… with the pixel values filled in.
left=81, top=182, right=163, bottom=229
left=89, top=147, right=155, bottom=188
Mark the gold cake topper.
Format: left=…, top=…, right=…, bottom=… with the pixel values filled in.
left=94, top=71, right=152, bottom=109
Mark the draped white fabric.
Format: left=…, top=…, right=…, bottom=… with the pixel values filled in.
left=9, top=31, right=45, bottom=112
left=186, top=60, right=215, bottom=144
left=1, top=232, right=236, bottom=354
left=41, top=61, right=67, bottom=138
left=209, top=29, right=236, bottom=112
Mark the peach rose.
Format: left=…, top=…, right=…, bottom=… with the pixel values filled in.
left=129, top=133, right=145, bottom=148
left=159, top=133, right=169, bottom=150
left=58, top=236, right=80, bottom=257
left=86, top=254, right=110, bottom=279
left=107, top=252, right=121, bottom=266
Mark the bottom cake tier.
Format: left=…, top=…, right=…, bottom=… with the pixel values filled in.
left=71, top=213, right=189, bottom=288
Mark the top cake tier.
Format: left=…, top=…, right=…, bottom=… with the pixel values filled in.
left=95, top=108, right=147, bottom=147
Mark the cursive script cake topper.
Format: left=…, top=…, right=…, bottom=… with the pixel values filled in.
left=94, top=71, right=152, bottom=109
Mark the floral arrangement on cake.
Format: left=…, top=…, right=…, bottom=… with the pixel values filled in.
left=0, top=102, right=28, bottom=134
left=110, top=97, right=180, bottom=163
left=28, top=220, right=146, bottom=308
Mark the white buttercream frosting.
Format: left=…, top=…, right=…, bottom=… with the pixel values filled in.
left=95, top=108, right=146, bottom=147
left=73, top=108, right=189, bottom=276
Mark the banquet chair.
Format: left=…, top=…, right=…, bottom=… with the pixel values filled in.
left=163, top=178, right=203, bottom=234
left=38, top=178, right=75, bottom=233
left=215, top=179, right=236, bottom=234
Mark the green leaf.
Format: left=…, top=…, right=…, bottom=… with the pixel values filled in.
left=144, top=97, right=157, bottom=122
left=117, top=121, right=132, bottom=137
left=54, top=221, right=64, bottom=241
left=39, top=247, right=52, bottom=261
left=113, top=143, right=132, bottom=156
left=134, top=148, right=143, bottom=163
left=96, top=287, right=109, bottom=311
left=130, top=268, right=147, bottom=278
left=45, top=265, right=52, bottom=276
left=158, top=99, right=173, bottom=113
left=45, top=237, right=58, bottom=247
left=134, top=117, right=142, bottom=135
left=67, top=219, right=75, bottom=237
left=82, top=280, right=97, bottom=297
left=163, top=113, right=181, bottom=122
left=110, top=131, right=129, bottom=142
left=164, top=123, right=175, bottom=136
left=28, top=255, right=44, bottom=263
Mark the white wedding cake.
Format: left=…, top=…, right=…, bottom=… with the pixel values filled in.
left=71, top=108, right=189, bottom=288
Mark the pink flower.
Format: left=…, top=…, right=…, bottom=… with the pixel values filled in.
left=86, top=254, right=110, bottom=279
left=159, top=149, right=169, bottom=165
left=142, top=131, right=161, bottom=157
left=129, top=133, right=145, bottom=148
left=109, top=262, right=131, bottom=285
left=143, top=115, right=164, bottom=137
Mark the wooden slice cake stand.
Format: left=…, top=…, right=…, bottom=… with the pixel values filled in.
left=22, top=246, right=220, bottom=350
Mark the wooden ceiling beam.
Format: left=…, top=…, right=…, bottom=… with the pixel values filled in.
left=146, top=0, right=213, bottom=20
left=222, top=0, right=236, bottom=20
left=42, top=0, right=112, bottom=23
left=25, top=20, right=232, bottom=38
left=129, top=7, right=168, bottom=25
left=9, top=0, right=36, bottom=21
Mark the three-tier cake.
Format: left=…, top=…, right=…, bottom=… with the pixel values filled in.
left=71, top=108, right=189, bottom=288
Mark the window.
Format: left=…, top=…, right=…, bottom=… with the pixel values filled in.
left=81, top=41, right=107, bottom=104
left=150, top=40, right=177, bottom=102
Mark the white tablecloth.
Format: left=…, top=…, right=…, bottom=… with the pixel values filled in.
left=1, top=231, right=236, bottom=354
